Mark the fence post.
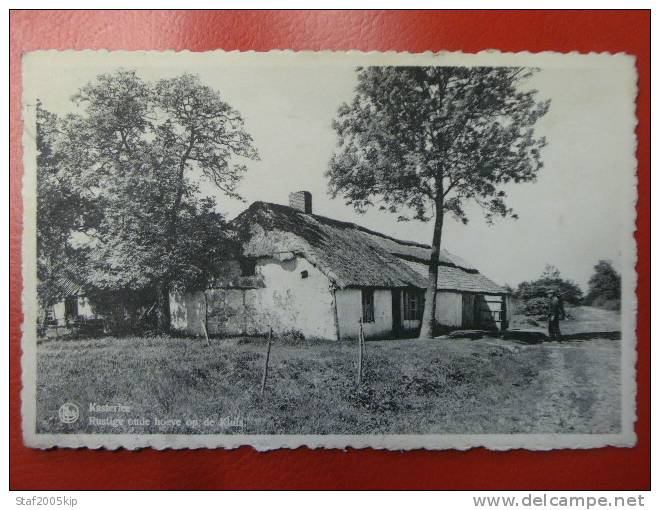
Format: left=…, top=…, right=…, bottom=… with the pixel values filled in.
left=204, top=291, right=210, bottom=340
left=260, top=326, right=272, bottom=395
left=357, top=317, right=363, bottom=386
left=200, top=318, right=210, bottom=347
left=361, top=321, right=367, bottom=358
left=360, top=318, right=367, bottom=376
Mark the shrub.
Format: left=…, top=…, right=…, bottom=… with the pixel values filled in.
left=520, top=297, right=550, bottom=317
left=514, top=264, right=583, bottom=305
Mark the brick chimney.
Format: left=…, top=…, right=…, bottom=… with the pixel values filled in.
left=288, top=191, right=312, bottom=214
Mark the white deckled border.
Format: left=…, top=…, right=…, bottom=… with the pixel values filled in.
left=23, top=432, right=636, bottom=452
left=21, top=49, right=639, bottom=451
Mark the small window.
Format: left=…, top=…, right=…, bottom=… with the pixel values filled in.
left=404, top=290, right=425, bottom=321
left=362, top=289, right=375, bottom=323
left=239, top=258, right=256, bottom=277
left=300, top=270, right=309, bottom=279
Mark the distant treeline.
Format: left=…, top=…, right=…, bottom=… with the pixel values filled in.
left=509, top=261, right=621, bottom=316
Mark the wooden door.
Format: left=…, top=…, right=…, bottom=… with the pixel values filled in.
left=391, top=290, right=401, bottom=335
left=461, top=294, right=476, bottom=328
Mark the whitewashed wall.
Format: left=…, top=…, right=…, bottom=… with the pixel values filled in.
left=252, top=256, right=336, bottom=339
left=171, top=255, right=337, bottom=340
left=170, top=259, right=512, bottom=339
left=170, top=290, right=190, bottom=332
left=52, top=301, right=65, bottom=322
left=336, top=289, right=393, bottom=339
left=435, top=291, right=463, bottom=328
left=49, top=296, right=95, bottom=323
left=78, top=296, right=94, bottom=318
left=172, top=289, right=251, bottom=336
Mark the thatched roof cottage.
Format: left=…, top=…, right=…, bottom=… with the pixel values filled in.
left=170, top=191, right=510, bottom=340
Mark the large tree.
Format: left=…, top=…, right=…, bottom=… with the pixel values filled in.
left=36, top=101, right=96, bottom=311
left=328, top=66, right=549, bottom=338
left=52, top=70, right=258, bottom=331
left=586, top=260, right=621, bottom=307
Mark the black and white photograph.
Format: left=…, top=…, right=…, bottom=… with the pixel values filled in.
left=21, top=50, right=637, bottom=450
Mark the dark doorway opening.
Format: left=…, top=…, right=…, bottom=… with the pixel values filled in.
left=392, top=290, right=401, bottom=335
left=64, top=296, right=79, bottom=321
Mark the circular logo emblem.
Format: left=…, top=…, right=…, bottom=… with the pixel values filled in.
left=58, top=402, right=80, bottom=424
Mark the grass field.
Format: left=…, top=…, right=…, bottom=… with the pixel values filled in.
left=36, top=306, right=622, bottom=435
left=510, top=305, right=622, bottom=334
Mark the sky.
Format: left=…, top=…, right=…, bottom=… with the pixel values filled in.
left=30, top=53, right=637, bottom=291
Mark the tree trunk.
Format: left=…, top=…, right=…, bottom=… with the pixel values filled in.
left=157, top=176, right=183, bottom=334
left=156, top=280, right=171, bottom=333
left=419, top=195, right=444, bottom=339
left=156, top=140, right=194, bottom=334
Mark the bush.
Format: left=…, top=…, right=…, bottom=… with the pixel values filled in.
left=514, top=265, right=583, bottom=305
left=277, top=329, right=306, bottom=341
left=520, top=297, right=550, bottom=317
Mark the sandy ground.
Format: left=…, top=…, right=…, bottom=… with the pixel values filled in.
left=35, top=306, right=622, bottom=435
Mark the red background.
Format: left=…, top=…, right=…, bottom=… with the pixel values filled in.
left=9, top=10, right=650, bottom=490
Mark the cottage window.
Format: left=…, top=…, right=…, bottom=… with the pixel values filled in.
left=239, top=258, right=256, bottom=277
left=404, top=290, right=425, bottom=321
left=362, top=289, right=375, bottom=323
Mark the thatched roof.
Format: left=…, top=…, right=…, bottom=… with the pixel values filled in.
left=53, top=273, right=89, bottom=298
left=232, top=201, right=507, bottom=294
left=401, top=259, right=508, bottom=295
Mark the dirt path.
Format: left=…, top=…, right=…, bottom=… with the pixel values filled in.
left=526, top=339, right=621, bottom=433
left=447, top=334, right=622, bottom=433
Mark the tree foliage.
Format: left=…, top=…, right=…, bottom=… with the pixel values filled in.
left=585, top=260, right=621, bottom=309
left=36, top=101, right=95, bottom=308
left=514, top=264, right=583, bottom=316
left=37, top=70, right=258, bottom=330
left=327, top=66, right=549, bottom=336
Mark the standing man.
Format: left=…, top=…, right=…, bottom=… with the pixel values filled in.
left=547, top=290, right=566, bottom=341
